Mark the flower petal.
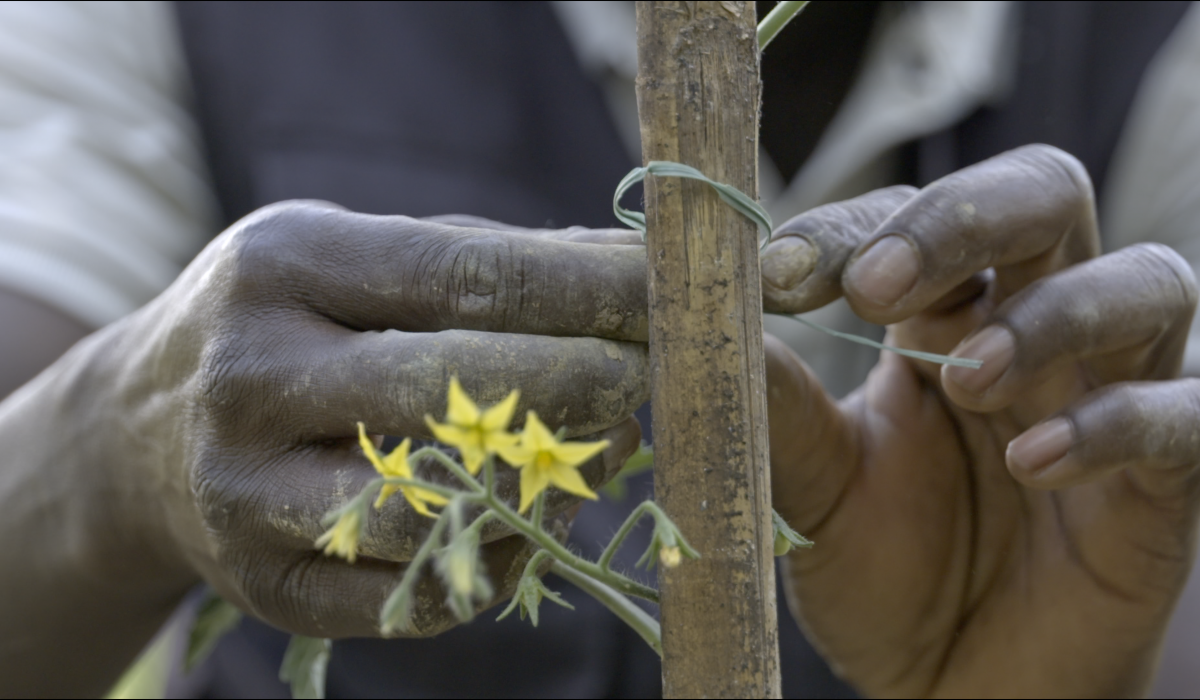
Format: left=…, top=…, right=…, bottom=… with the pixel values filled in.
left=426, top=416, right=476, bottom=452
left=445, top=376, right=481, bottom=427
left=495, top=441, right=535, bottom=468
left=315, top=509, right=361, bottom=563
left=521, top=412, right=557, bottom=452
left=460, top=444, right=488, bottom=475
left=545, top=460, right=599, bottom=501
left=401, top=486, right=438, bottom=518
left=379, top=438, right=413, bottom=479
left=483, top=429, right=520, bottom=455
left=518, top=461, right=551, bottom=514
left=357, top=422, right=387, bottom=475
left=547, top=439, right=610, bottom=470
left=480, top=389, right=520, bottom=432
left=374, top=483, right=401, bottom=510
left=412, top=486, right=449, bottom=506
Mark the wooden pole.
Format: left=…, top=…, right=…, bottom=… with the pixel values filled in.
left=635, top=3, right=781, bottom=697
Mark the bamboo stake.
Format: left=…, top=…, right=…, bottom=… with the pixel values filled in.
left=635, top=2, right=781, bottom=697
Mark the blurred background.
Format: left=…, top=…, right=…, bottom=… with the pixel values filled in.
left=1, top=1, right=1198, bottom=697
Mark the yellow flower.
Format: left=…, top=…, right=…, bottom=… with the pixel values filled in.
left=498, top=411, right=609, bottom=513
left=424, top=376, right=520, bottom=475
left=358, top=423, right=448, bottom=517
left=659, top=546, right=682, bottom=568
left=315, top=507, right=363, bottom=563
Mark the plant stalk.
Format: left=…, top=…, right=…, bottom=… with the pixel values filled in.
left=757, top=0, right=809, bottom=50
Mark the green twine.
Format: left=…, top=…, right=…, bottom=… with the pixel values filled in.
left=771, top=314, right=983, bottom=369
left=613, top=161, right=775, bottom=249
left=612, top=160, right=981, bottom=370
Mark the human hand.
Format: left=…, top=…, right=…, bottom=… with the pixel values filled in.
left=760, top=144, right=1200, bottom=697
left=81, top=203, right=649, bottom=639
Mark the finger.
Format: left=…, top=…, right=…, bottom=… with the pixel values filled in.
left=762, top=186, right=916, bottom=314
left=1007, top=379, right=1200, bottom=493
left=193, top=441, right=440, bottom=564
left=268, top=326, right=649, bottom=438
left=233, top=203, right=648, bottom=340
left=942, top=244, right=1199, bottom=410
left=209, top=419, right=638, bottom=564
left=765, top=333, right=859, bottom=533
left=841, top=144, right=1101, bottom=324
left=538, top=227, right=645, bottom=245
left=422, top=214, right=532, bottom=231
left=423, top=215, right=645, bottom=245
left=226, top=525, right=550, bottom=638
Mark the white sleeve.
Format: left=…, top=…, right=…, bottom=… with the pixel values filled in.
left=0, top=0, right=216, bottom=328
left=1101, top=5, right=1200, bottom=376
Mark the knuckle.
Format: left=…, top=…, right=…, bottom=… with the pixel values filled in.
left=197, top=331, right=266, bottom=418
left=1016, top=143, right=1094, bottom=194
left=1124, top=243, right=1199, bottom=313
left=1076, top=380, right=1200, bottom=469
left=219, top=201, right=335, bottom=296
left=422, top=233, right=516, bottom=329
left=191, top=445, right=287, bottom=546
left=194, top=319, right=308, bottom=436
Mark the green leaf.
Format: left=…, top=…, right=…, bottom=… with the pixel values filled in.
left=184, top=589, right=243, bottom=672
left=772, top=508, right=813, bottom=556
left=600, top=443, right=654, bottom=500
left=279, top=635, right=332, bottom=700
left=104, top=624, right=175, bottom=699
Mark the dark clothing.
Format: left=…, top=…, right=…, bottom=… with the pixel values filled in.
left=171, top=1, right=1192, bottom=697
left=918, top=0, right=1193, bottom=197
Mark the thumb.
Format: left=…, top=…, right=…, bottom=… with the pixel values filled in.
left=765, top=333, right=858, bottom=533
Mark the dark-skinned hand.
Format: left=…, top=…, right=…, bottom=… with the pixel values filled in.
left=760, top=144, right=1200, bottom=697
left=0, top=205, right=647, bottom=695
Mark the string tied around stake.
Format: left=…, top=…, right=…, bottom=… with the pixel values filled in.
left=612, top=161, right=982, bottom=370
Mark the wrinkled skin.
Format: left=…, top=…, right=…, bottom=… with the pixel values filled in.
left=761, top=145, right=1200, bottom=697
left=0, top=205, right=648, bottom=695
left=2, top=144, right=1197, bottom=697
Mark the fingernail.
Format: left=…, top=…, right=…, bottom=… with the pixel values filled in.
left=1008, top=418, right=1073, bottom=475
left=945, top=326, right=1015, bottom=394
left=762, top=236, right=818, bottom=291
left=845, top=235, right=920, bottom=307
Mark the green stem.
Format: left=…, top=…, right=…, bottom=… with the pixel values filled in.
left=483, top=493, right=659, bottom=604
left=531, top=491, right=546, bottom=532
left=757, top=0, right=809, bottom=51
left=597, top=501, right=656, bottom=572
left=408, top=446, right=485, bottom=493
left=381, top=499, right=454, bottom=633
left=447, top=498, right=465, bottom=535
left=483, top=456, right=495, bottom=495
left=521, top=550, right=556, bottom=580
left=464, top=509, right=497, bottom=538
left=550, top=561, right=662, bottom=657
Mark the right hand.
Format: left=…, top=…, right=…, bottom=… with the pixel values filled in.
left=759, top=146, right=1200, bottom=697
left=82, top=202, right=649, bottom=638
